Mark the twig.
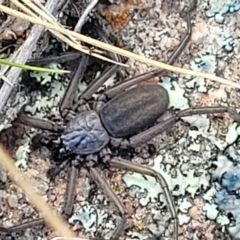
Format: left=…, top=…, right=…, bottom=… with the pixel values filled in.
left=74, top=0, right=99, bottom=32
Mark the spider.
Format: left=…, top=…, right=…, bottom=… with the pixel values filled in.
left=1, top=1, right=240, bottom=239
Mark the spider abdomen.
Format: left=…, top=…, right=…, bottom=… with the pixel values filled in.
left=99, top=84, right=169, bottom=138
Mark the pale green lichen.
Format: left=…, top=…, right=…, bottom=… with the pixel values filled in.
left=206, top=0, right=240, bottom=23
left=203, top=202, right=219, bottom=220
left=161, top=77, right=189, bottom=110
left=190, top=52, right=216, bottom=73
left=15, top=136, right=31, bottom=169
left=225, top=123, right=240, bottom=145
left=26, top=63, right=67, bottom=118
left=178, top=198, right=192, bottom=213
left=178, top=213, right=191, bottom=226
left=178, top=199, right=192, bottom=226
left=217, top=36, right=235, bottom=52
left=216, top=213, right=230, bottom=226
left=69, top=204, right=117, bottom=239
left=123, top=155, right=210, bottom=205
left=185, top=77, right=207, bottom=93
left=13, top=64, right=67, bottom=168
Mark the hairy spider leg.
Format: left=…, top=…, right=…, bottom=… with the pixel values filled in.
left=15, top=112, right=63, bottom=132
left=0, top=219, right=46, bottom=238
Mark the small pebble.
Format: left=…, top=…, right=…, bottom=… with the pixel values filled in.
left=124, top=199, right=134, bottom=215
left=7, top=194, right=18, bottom=208
left=10, top=18, right=30, bottom=36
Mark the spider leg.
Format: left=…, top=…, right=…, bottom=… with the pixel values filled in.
left=15, top=113, right=63, bottom=132
left=89, top=167, right=127, bottom=240
left=62, top=165, right=79, bottom=218
left=81, top=65, right=118, bottom=101
left=109, top=158, right=177, bottom=240
left=177, top=106, right=240, bottom=120
left=0, top=219, right=45, bottom=237
left=27, top=52, right=82, bottom=66
left=59, top=54, right=89, bottom=119
left=75, top=54, right=120, bottom=111
left=103, top=0, right=197, bottom=99
left=62, top=35, right=121, bottom=114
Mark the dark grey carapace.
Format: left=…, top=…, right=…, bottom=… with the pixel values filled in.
left=61, top=84, right=169, bottom=155
left=100, top=84, right=169, bottom=138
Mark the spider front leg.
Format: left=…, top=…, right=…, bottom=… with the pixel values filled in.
left=80, top=65, right=119, bottom=112
left=15, top=113, right=64, bottom=132
left=66, top=26, right=121, bottom=115
left=0, top=219, right=45, bottom=238
left=59, top=54, right=89, bottom=119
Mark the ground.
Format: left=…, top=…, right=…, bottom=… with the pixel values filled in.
left=1, top=0, right=240, bottom=240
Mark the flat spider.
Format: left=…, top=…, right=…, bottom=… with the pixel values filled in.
left=1, top=1, right=240, bottom=240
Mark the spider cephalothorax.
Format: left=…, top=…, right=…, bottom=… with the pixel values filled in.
left=60, top=110, right=110, bottom=155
